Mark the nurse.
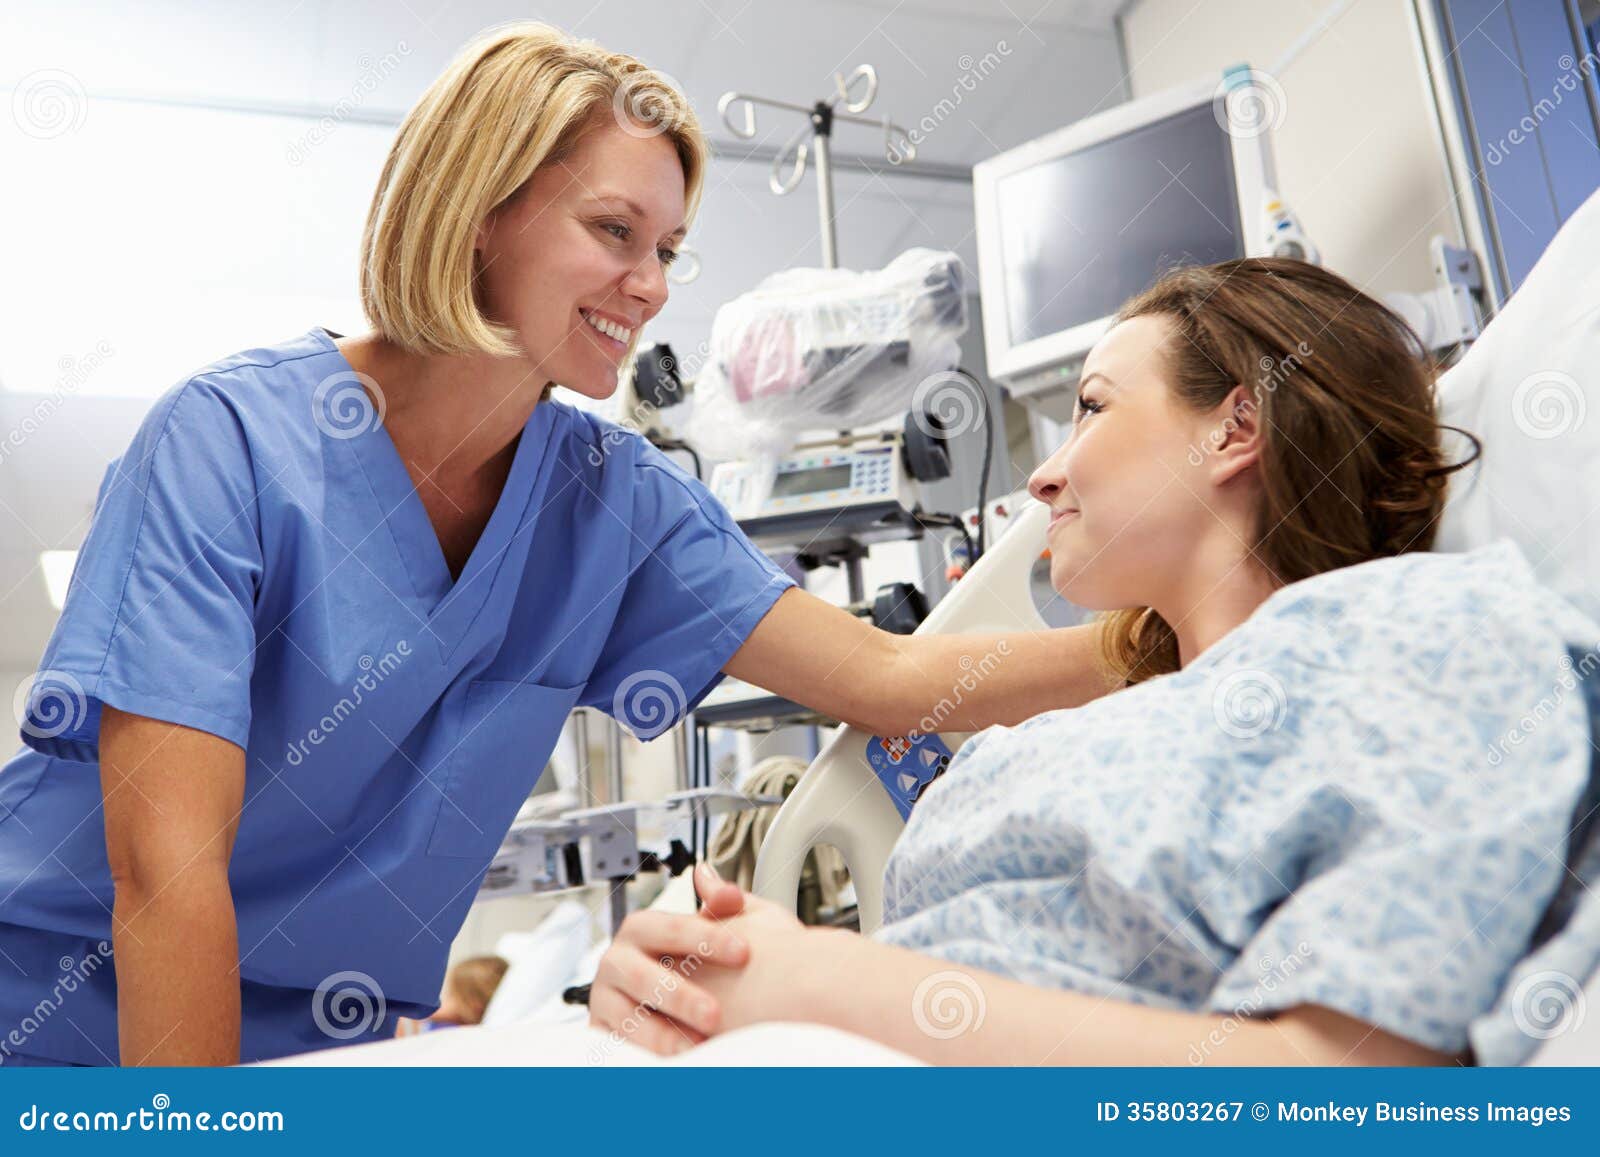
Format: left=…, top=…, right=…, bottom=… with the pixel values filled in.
left=0, top=23, right=1106, bottom=1067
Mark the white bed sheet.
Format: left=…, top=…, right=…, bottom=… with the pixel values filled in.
left=266, top=1019, right=923, bottom=1067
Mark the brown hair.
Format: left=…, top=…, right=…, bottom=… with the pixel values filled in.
left=1097, top=257, right=1481, bottom=687
left=446, top=955, right=510, bottom=1024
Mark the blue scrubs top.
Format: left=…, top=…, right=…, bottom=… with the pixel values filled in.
left=0, top=328, right=793, bottom=1065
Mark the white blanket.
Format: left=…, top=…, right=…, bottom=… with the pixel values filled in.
left=266, top=1019, right=922, bottom=1067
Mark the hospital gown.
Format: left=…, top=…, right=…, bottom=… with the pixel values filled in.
left=878, top=540, right=1600, bottom=1061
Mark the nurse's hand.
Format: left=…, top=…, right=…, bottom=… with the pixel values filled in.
left=588, top=864, right=754, bottom=1054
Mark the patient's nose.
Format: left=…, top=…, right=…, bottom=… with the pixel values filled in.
left=1029, top=450, right=1069, bottom=505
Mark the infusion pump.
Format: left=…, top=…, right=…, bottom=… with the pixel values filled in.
left=709, top=436, right=916, bottom=543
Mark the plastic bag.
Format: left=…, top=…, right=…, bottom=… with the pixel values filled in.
left=685, top=248, right=967, bottom=460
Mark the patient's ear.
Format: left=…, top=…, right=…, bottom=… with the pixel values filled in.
left=1203, top=384, right=1262, bottom=487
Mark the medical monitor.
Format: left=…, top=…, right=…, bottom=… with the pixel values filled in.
left=974, top=72, right=1282, bottom=417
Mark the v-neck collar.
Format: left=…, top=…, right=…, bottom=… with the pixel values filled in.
left=314, top=328, right=562, bottom=661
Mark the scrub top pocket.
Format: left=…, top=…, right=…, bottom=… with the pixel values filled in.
left=426, top=679, right=583, bottom=859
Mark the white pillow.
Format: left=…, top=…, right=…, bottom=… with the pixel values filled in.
left=1434, top=186, right=1600, bottom=623
left=480, top=901, right=593, bottom=1028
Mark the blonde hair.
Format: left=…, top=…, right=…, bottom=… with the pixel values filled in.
left=359, top=21, right=708, bottom=358
left=445, top=955, right=510, bottom=1024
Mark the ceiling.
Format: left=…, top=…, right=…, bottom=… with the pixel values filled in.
left=0, top=0, right=1132, bottom=667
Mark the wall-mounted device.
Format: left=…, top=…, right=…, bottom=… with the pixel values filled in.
left=973, top=70, right=1287, bottom=421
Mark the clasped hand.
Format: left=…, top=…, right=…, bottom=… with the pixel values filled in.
left=587, top=863, right=815, bottom=1056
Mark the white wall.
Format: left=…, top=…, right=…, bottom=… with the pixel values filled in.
left=1118, top=0, right=1463, bottom=299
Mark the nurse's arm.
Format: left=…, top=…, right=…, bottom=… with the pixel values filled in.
left=723, top=588, right=1115, bottom=735
left=99, top=705, right=245, bottom=1066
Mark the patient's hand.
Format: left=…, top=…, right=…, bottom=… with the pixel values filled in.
left=588, top=863, right=757, bottom=1054
left=676, top=883, right=816, bottom=1044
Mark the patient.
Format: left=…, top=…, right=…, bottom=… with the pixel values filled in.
left=590, top=258, right=1599, bottom=1064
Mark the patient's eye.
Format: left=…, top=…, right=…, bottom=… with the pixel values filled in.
left=1074, top=393, right=1103, bottom=422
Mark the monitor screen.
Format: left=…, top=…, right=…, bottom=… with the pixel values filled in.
left=771, top=463, right=852, bottom=498
left=996, top=100, right=1243, bottom=348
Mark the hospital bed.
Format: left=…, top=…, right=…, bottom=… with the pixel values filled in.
left=750, top=182, right=1600, bottom=1065
left=283, top=186, right=1600, bottom=1067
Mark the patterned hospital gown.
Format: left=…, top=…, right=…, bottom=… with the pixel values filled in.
left=878, top=541, right=1600, bottom=1060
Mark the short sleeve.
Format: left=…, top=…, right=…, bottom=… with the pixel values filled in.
left=22, top=381, right=262, bottom=761
left=578, top=451, right=794, bottom=739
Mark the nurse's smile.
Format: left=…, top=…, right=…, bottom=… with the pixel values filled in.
left=0, top=22, right=1111, bottom=1069
left=577, top=306, right=636, bottom=360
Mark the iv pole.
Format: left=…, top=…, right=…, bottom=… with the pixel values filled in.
left=716, top=67, right=920, bottom=604
left=718, top=65, right=915, bottom=270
